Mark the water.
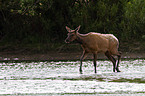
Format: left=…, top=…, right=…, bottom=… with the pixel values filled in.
left=0, top=59, right=145, bottom=95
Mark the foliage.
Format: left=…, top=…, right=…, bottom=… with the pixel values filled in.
left=0, top=0, right=145, bottom=52
left=121, top=0, right=145, bottom=41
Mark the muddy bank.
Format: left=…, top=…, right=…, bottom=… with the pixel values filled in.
left=0, top=52, right=145, bottom=61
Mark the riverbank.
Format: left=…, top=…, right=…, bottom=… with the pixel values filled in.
left=0, top=51, right=145, bottom=61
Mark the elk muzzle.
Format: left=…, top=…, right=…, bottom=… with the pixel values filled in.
left=65, top=38, right=70, bottom=43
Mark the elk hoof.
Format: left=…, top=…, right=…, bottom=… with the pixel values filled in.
left=117, top=70, right=121, bottom=72
left=95, top=71, right=97, bottom=73
left=113, top=68, right=115, bottom=72
left=79, top=70, right=83, bottom=74
left=116, top=68, right=121, bottom=72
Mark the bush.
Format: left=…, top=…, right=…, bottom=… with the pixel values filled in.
left=0, top=0, right=144, bottom=52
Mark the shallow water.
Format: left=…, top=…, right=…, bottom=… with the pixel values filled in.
left=0, top=59, right=145, bottom=95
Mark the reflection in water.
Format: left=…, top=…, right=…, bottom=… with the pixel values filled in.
left=0, top=59, right=145, bottom=95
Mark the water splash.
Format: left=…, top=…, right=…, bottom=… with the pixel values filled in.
left=0, top=59, right=145, bottom=95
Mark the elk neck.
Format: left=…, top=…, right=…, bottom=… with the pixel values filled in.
left=76, top=32, right=83, bottom=44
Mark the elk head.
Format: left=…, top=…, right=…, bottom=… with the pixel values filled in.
left=65, top=25, right=81, bottom=43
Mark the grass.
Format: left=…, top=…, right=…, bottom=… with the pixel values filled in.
left=110, top=78, right=145, bottom=83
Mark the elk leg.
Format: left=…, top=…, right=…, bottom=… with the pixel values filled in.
left=116, top=52, right=122, bottom=72
left=111, top=56, right=117, bottom=72
left=80, top=51, right=87, bottom=74
left=93, top=54, right=97, bottom=73
left=111, top=55, right=121, bottom=72
left=105, top=51, right=116, bottom=72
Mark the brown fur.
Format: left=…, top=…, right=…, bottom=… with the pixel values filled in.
left=65, top=26, right=121, bottom=74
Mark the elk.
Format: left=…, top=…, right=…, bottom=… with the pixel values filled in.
left=65, top=25, right=121, bottom=74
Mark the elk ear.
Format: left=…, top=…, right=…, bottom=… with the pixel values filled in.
left=66, top=26, right=72, bottom=32
left=75, top=25, right=81, bottom=32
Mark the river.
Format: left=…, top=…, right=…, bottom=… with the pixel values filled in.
left=0, top=59, right=145, bottom=95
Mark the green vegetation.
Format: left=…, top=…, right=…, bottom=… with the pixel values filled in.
left=0, top=0, right=145, bottom=53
